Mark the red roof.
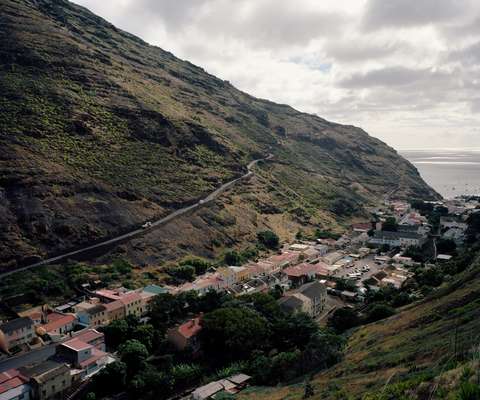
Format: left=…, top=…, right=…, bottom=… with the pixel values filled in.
left=40, top=313, right=76, bottom=333
left=119, top=292, right=142, bottom=305
left=177, top=317, right=202, bottom=339
left=73, top=329, right=104, bottom=344
left=0, top=369, right=28, bottom=395
left=62, top=338, right=92, bottom=352
left=104, top=300, right=124, bottom=312
left=284, top=262, right=330, bottom=278
left=267, top=252, right=299, bottom=265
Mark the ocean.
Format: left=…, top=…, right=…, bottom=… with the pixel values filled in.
left=400, top=149, right=480, bottom=199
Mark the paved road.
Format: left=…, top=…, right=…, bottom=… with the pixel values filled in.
left=0, top=343, right=57, bottom=373
left=0, top=155, right=273, bottom=279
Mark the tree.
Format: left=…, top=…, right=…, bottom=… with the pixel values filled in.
left=200, top=307, right=271, bottom=363
left=224, top=250, right=242, bottom=266
left=149, top=293, right=184, bottom=333
left=102, top=319, right=129, bottom=349
left=272, top=312, right=318, bottom=351
left=168, top=265, right=195, bottom=282
left=382, top=217, right=398, bottom=232
left=91, top=361, right=127, bottom=396
left=365, top=304, right=395, bottom=323
left=257, top=230, right=280, bottom=249
left=437, top=238, right=457, bottom=255
left=131, top=324, right=156, bottom=351
left=327, top=307, right=360, bottom=333
left=180, top=258, right=211, bottom=276
left=304, top=379, right=315, bottom=398
left=118, top=339, right=149, bottom=377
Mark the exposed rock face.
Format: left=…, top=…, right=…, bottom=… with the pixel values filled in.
left=0, top=0, right=439, bottom=270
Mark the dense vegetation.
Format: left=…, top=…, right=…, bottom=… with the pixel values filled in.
left=88, top=291, right=344, bottom=399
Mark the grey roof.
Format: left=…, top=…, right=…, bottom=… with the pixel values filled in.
left=0, top=317, right=34, bottom=334
left=278, top=296, right=303, bottom=312
left=373, top=230, right=422, bottom=240
left=20, top=360, right=69, bottom=383
left=298, top=281, right=326, bottom=300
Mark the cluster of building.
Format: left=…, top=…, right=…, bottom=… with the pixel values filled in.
left=0, top=284, right=169, bottom=400
left=0, top=328, right=112, bottom=400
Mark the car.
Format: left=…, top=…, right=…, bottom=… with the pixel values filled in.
left=142, top=221, right=153, bottom=229
left=199, top=199, right=205, bottom=204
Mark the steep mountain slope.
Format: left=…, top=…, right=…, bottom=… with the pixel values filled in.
left=238, top=257, right=480, bottom=400
left=0, top=0, right=437, bottom=270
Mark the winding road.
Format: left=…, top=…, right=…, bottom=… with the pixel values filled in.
left=0, top=154, right=273, bottom=279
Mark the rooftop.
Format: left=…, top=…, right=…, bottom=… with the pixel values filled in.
left=176, top=317, right=202, bottom=339
left=62, top=338, right=92, bottom=352
left=142, top=284, right=169, bottom=295
left=40, top=313, right=76, bottom=333
left=0, top=317, right=33, bottom=334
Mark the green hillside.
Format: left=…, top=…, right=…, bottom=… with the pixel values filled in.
left=0, top=0, right=437, bottom=271
left=238, top=254, right=480, bottom=400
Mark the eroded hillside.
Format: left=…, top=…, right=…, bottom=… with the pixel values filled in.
left=0, top=0, right=437, bottom=270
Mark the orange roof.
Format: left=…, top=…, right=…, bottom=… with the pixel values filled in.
left=62, top=338, right=92, bottom=352
left=73, top=329, right=104, bottom=344
left=104, top=300, right=124, bottom=312
left=177, top=317, right=202, bottom=339
left=40, top=313, right=76, bottom=333
left=119, top=292, right=142, bottom=305
left=284, top=262, right=330, bottom=277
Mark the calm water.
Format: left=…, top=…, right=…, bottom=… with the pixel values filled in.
left=401, top=149, right=480, bottom=199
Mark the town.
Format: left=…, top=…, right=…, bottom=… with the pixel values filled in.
left=1, top=195, right=478, bottom=400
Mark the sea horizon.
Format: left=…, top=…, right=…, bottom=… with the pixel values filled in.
left=401, top=148, right=480, bottom=199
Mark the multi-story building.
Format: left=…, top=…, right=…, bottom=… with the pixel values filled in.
left=0, top=317, right=35, bottom=352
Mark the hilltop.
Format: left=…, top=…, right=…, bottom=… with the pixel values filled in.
left=0, top=0, right=437, bottom=271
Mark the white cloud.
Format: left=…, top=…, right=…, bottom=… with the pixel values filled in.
left=73, top=0, right=480, bottom=150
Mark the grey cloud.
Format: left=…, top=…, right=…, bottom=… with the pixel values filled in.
left=197, top=0, right=349, bottom=48
left=324, top=39, right=408, bottom=62
left=449, top=41, right=480, bottom=65
left=362, top=0, right=473, bottom=31
left=472, top=99, right=480, bottom=113
left=338, top=67, right=435, bottom=88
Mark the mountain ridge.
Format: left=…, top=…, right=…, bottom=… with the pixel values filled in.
left=0, top=0, right=438, bottom=270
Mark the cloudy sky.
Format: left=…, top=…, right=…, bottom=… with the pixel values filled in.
left=73, top=0, right=480, bottom=150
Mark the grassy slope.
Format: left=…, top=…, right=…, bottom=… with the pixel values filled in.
left=0, top=0, right=437, bottom=270
left=238, top=258, right=480, bottom=400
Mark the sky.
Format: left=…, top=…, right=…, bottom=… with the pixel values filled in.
left=73, top=0, right=480, bottom=150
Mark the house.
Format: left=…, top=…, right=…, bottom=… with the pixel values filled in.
left=119, top=292, right=144, bottom=317
left=167, top=317, right=202, bottom=352
left=283, top=262, right=330, bottom=287
left=38, top=312, right=76, bottom=336
left=314, top=244, right=329, bottom=256
left=57, top=337, right=111, bottom=379
left=297, top=281, right=327, bottom=317
left=0, top=369, right=31, bottom=400
left=440, top=217, right=468, bottom=231
left=142, top=284, right=169, bottom=296
left=80, top=305, right=108, bottom=328
left=437, top=254, right=453, bottom=262
left=20, top=361, right=71, bottom=400
left=103, top=300, right=125, bottom=323
left=0, top=317, right=35, bottom=353
left=217, top=267, right=237, bottom=288
left=191, top=374, right=251, bottom=400
left=351, top=222, right=372, bottom=233
left=442, top=227, right=465, bottom=245
left=278, top=293, right=312, bottom=315
left=248, top=261, right=276, bottom=275
left=321, top=251, right=344, bottom=265
left=266, top=251, right=299, bottom=270
left=71, top=329, right=106, bottom=351
left=369, top=231, right=427, bottom=248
